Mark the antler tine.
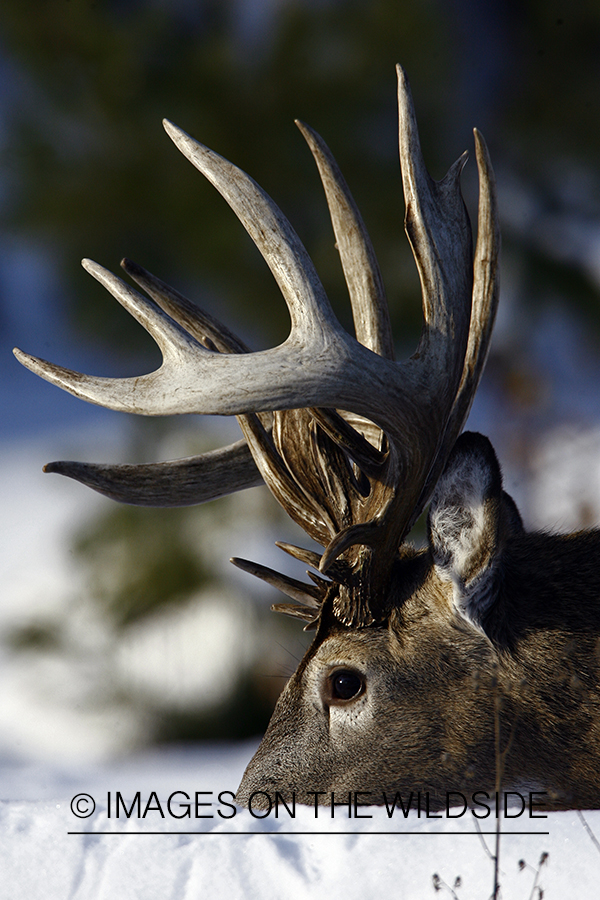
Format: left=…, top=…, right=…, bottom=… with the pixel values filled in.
left=44, top=440, right=263, bottom=506
left=307, top=408, right=386, bottom=478
left=396, top=64, right=472, bottom=399
left=231, top=557, right=324, bottom=630
left=120, top=258, right=252, bottom=355
left=406, top=129, right=500, bottom=531
left=163, top=119, right=341, bottom=336
left=13, top=258, right=210, bottom=414
left=230, top=557, right=323, bottom=606
left=453, top=129, right=500, bottom=428
left=275, top=541, right=323, bottom=571
left=295, top=120, right=395, bottom=361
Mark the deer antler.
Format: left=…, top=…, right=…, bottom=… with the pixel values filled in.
left=14, top=65, right=499, bottom=627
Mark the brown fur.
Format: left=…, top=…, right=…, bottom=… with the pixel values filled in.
left=237, top=440, right=600, bottom=810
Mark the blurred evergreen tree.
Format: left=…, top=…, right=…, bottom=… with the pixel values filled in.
left=3, top=0, right=600, bottom=342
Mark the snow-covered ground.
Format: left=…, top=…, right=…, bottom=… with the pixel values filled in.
left=1, top=742, right=599, bottom=899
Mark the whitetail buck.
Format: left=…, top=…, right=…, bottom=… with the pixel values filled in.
left=14, top=67, right=600, bottom=811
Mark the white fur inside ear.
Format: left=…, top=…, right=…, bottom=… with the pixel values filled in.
left=429, top=442, right=499, bottom=629
left=444, top=562, right=498, bottom=630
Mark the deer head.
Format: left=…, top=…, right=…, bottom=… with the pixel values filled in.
left=14, top=66, right=600, bottom=810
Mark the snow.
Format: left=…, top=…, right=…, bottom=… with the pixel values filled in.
left=1, top=743, right=599, bottom=899
left=0, top=431, right=276, bottom=762
left=0, top=431, right=149, bottom=761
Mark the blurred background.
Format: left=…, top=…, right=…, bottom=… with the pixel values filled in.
left=2, top=0, right=600, bottom=764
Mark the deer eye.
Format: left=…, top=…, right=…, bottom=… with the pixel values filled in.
left=329, top=669, right=365, bottom=702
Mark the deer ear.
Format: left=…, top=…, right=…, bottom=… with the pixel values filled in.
left=427, top=432, right=522, bottom=631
